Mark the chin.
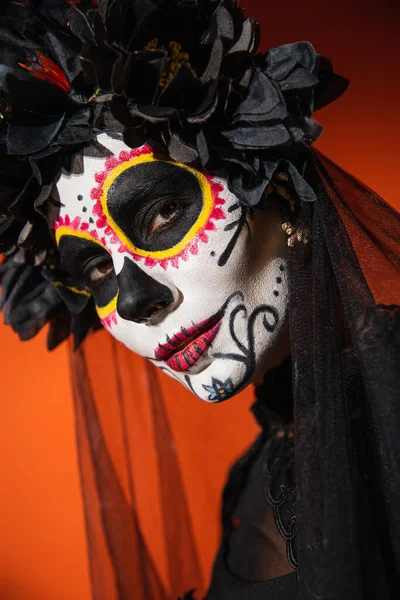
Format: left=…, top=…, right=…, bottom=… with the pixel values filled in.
left=169, top=318, right=290, bottom=403
left=162, top=355, right=254, bottom=403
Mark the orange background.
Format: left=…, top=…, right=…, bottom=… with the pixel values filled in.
left=0, top=1, right=399, bottom=599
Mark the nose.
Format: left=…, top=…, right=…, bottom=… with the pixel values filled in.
left=116, top=257, right=174, bottom=324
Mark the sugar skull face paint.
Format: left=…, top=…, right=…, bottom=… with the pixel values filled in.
left=55, top=134, right=289, bottom=402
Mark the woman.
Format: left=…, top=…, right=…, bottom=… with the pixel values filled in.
left=0, top=1, right=399, bottom=598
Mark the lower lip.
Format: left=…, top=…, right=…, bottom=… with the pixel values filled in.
left=166, top=321, right=222, bottom=372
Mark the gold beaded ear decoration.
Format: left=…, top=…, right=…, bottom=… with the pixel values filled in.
left=281, top=221, right=311, bottom=247
left=265, top=170, right=310, bottom=246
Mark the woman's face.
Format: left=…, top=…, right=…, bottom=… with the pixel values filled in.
left=56, top=134, right=289, bottom=402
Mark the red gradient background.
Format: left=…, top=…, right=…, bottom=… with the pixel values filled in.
left=0, top=1, right=399, bottom=598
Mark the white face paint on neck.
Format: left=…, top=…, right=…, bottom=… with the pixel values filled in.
left=55, top=133, right=289, bottom=402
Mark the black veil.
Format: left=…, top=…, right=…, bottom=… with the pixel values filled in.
left=69, top=330, right=258, bottom=599
left=290, top=150, right=400, bottom=598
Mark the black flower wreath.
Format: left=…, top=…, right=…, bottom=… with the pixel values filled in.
left=0, top=0, right=348, bottom=348
left=73, top=0, right=347, bottom=204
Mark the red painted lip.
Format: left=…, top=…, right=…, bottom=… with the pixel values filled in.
left=154, top=314, right=222, bottom=372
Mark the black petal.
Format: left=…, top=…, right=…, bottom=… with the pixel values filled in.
left=6, top=116, right=65, bottom=155
left=122, top=50, right=166, bottom=102
left=232, top=68, right=287, bottom=124
left=167, top=134, right=199, bottom=163
left=47, top=310, right=72, bottom=351
left=313, top=55, right=349, bottom=111
left=228, top=159, right=279, bottom=206
left=222, top=123, right=291, bottom=150
left=265, top=42, right=317, bottom=82
left=287, top=162, right=317, bottom=202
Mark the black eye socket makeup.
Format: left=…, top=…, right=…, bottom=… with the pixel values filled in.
left=58, top=235, right=118, bottom=309
left=106, top=161, right=204, bottom=252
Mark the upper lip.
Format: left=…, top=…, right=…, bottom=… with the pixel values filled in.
left=154, top=312, right=222, bottom=361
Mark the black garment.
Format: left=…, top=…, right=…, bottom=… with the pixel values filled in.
left=206, top=339, right=396, bottom=599
left=206, top=359, right=298, bottom=599
left=206, top=550, right=297, bottom=600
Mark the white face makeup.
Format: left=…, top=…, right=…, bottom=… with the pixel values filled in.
left=55, top=134, right=289, bottom=402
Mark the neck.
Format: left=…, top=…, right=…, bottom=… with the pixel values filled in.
left=253, top=354, right=293, bottom=429
left=252, top=323, right=291, bottom=386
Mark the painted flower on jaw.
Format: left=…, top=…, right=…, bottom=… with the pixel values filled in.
left=90, top=146, right=226, bottom=270
left=203, top=377, right=234, bottom=402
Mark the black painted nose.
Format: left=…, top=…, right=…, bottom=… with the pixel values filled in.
left=117, top=257, right=174, bottom=323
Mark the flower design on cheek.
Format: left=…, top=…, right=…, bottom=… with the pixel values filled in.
left=203, top=377, right=234, bottom=401
left=90, top=146, right=226, bottom=270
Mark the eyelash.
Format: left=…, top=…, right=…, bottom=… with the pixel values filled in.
left=82, top=255, right=114, bottom=283
left=147, top=199, right=181, bottom=235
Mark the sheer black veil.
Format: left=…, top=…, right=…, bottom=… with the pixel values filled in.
left=289, top=150, right=400, bottom=599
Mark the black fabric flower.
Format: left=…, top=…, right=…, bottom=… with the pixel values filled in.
left=0, top=253, right=101, bottom=349
left=73, top=0, right=347, bottom=205
left=0, top=1, right=107, bottom=347
left=0, top=0, right=99, bottom=157
left=0, top=258, right=65, bottom=343
left=72, top=2, right=260, bottom=163
left=0, top=140, right=106, bottom=348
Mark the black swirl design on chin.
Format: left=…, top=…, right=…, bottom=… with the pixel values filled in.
left=146, top=289, right=280, bottom=401
left=146, top=291, right=279, bottom=400
left=146, top=292, right=245, bottom=395
left=210, top=302, right=280, bottom=399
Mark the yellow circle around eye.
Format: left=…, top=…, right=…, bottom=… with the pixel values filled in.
left=96, top=294, right=118, bottom=318
left=101, top=154, right=214, bottom=259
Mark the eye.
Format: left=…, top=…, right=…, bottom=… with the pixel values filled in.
left=148, top=199, right=180, bottom=235
left=88, top=258, right=114, bottom=282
